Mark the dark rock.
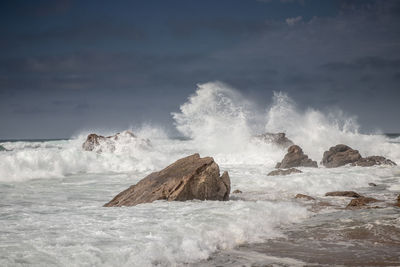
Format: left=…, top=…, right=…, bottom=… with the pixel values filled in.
left=295, top=194, right=315, bottom=201
left=82, top=130, right=149, bottom=153
left=104, top=154, right=230, bottom=207
left=346, top=197, right=380, bottom=209
left=368, top=183, right=377, bottom=187
left=325, top=191, right=362, bottom=198
left=232, top=189, right=242, bottom=194
left=268, top=168, right=302, bottom=176
left=275, top=145, right=318, bottom=168
left=351, top=156, right=397, bottom=167
left=255, top=132, right=294, bottom=148
left=321, top=144, right=362, bottom=168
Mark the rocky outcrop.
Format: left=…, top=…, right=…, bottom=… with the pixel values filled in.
left=321, top=144, right=396, bottom=168
left=268, top=168, right=302, bottom=176
left=255, top=132, right=294, bottom=148
left=325, top=191, right=362, bottom=198
left=82, top=130, right=150, bottom=153
left=275, top=145, right=318, bottom=168
left=232, top=189, right=242, bottom=194
left=351, top=156, right=397, bottom=167
left=104, top=154, right=230, bottom=207
left=321, top=144, right=362, bottom=168
left=295, top=194, right=315, bottom=201
left=346, top=197, right=380, bottom=209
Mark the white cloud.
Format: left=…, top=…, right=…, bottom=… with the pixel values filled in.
left=286, top=16, right=303, bottom=26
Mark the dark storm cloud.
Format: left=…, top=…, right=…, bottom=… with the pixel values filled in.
left=1, top=0, right=400, bottom=138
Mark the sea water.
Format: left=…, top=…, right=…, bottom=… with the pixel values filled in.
left=1, top=82, right=399, bottom=266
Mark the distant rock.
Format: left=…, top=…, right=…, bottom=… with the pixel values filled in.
left=295, top=194, right=315, bottom=201
left=325, top=191, right=362, bottom=198
left=104, top=154, right=230, bottom=207
left=275, top=145, right=318, bottom=168
left=351, top=156, right=397, bottom=167
left=268, top=168, right=302, bottom=176
left=232, top=189, right=242, bottom=194
left=346, top=197, right=380, bottom=209
left=82, top=130, right=150, bottom=153
left=321, top=144, right=396, bottom=168
left=321, top=144, right=362, bottom=168
left=255, top=132, right=294, bottom=148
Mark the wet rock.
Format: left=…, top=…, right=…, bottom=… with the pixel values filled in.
left=275, top=145, right=318, bottom=168
left=321, top=144, right=362, bottom=168
left=368, top=183, right=377, bottom=187
left=325, top=191, right=362, bottom=198
left=351, top=156, right=397, bottom=167
left=255, top=132, right=294, bottom=148
left=397, top=195, right=400, bottom=207
left=82, top=130, right=150, bottom=153
left=268, top=168, right=302, bottom=176
left=104, top=154, right=230, bottom=207
left=346, top=197, right=380, bottom=209
left=232, top=189, right=242, bottom=194
left=295, top=194, right=315, bottom=201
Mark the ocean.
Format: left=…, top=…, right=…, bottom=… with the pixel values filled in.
left=1, top=82, right=399, bottom=266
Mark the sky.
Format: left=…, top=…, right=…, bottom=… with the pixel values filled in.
left=0, top=0, right=399, bottom=139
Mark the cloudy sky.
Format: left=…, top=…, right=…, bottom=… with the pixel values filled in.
left=0, top=0, right=399, bottom=139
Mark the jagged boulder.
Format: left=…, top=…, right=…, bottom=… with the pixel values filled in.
left=325, top=191, right=362, bottom=198
left=255, top=132, right=294, bottom=148
left=104, top=154, right=230, bottom=207
left=346, top=197, right=380, bottom=209
left=268, top=168, right=302, bottom=176
left=351, top=156, right=397, bottom=167
left=295, top=194, right=315, bottom=201
left=321, top=144, right=362, bottom=168
left=275, top=145, right=318, bottom=168
left=82, top=130, right=150, bottom=153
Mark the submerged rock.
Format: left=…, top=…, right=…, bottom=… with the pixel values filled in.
left=275, top=145, right=318, bottom=168
left=295, top=194, right=315, bottom=201
left=268, top=168, right=302, bottom=176
left=351, top=156, right=397, bottom=167
left=82, top=130, right=150, bottom=153
left=325, top=191, right=362, bottom=198
left=346, top=197, right=380, bottom=209
left=232, top=189, right=242, bottom=194
left=104, top=154, right=230, bottom=207
left=368, top=183, right=377, bottom=187
left=321, top=144, right=362, bottom=168
left=255, top=132, right=294, bottom=148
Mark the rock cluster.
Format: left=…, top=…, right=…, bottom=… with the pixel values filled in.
left=321, top=144, right=396, bottom=168
left=255, top=132, right=294, bottom=148
left=268, top=168, right=302, bottom=176
left=275, top=145, right=318, bottom=168
left=104, top=154, right=230, bottom=207
left=82, top=130, right=150, bottom=153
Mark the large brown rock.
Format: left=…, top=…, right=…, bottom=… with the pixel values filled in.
left=255, top=132, right=294, bottom=148
left=321, top=144, right=362, bottom=168
left=346, top=197, right=380, bottom=209
left=351, top=156, right=397, bottom=167
left=268, top=168, right=302, bottom=176
left=104, top=154, right=230, bottom=207
left=325, top=191, right=362, bottom=198
left=275, top=145, right=318, bottom=168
